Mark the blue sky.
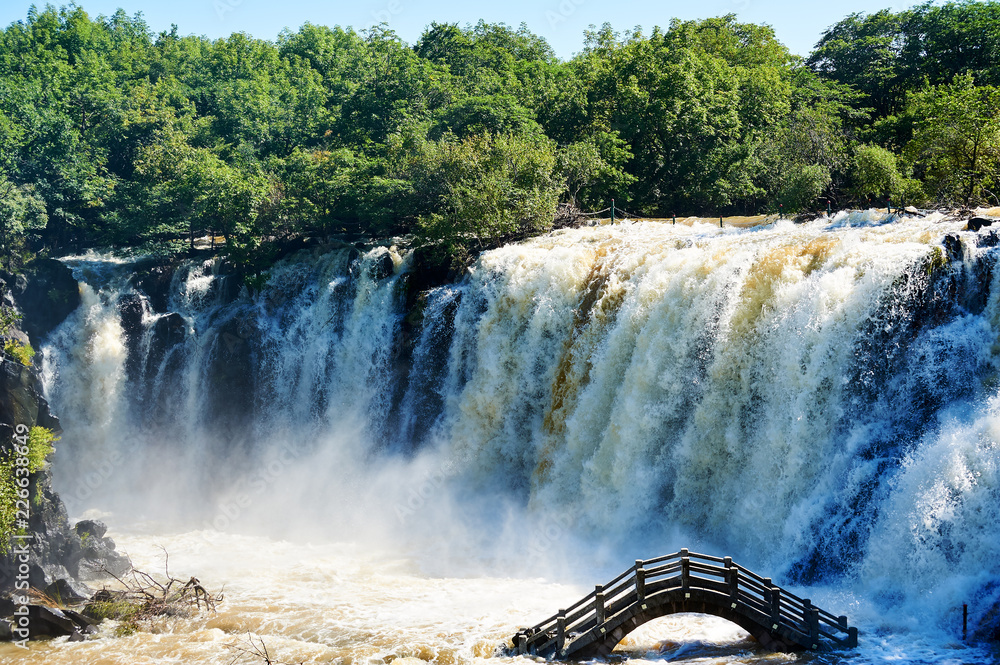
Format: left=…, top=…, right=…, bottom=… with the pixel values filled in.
left=1, top=0, right=915, bottom=58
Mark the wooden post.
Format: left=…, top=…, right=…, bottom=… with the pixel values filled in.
left=595, top=585, right=605, bottom=625
left=557, top=611, right=566, bottom=651
left=770, top=587, right=781, bottom=628
left=516, top=632, right=527, bottom=654
left=681, top=556, right=690, bottom=591
left=728, top=566, right=739, bottom=601
left=610, top=199, right=615, bottom=224
left=963, top=604, right=968, bottom=641
left=635, top=560, right=645, bottom=602
left=802, top=599, right=819, bottom=646
left=848, top=626, right=858, bottom=648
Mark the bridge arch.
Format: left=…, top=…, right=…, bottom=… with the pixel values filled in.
left=506, top=550, right=857, bottom=659
left=568, top=587, right=801, bottom=659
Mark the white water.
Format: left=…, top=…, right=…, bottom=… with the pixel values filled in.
left=27, top=214, right=1000, bottom=663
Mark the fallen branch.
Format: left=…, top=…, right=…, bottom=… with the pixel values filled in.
left=227, top=632, right=304, bottom=665
left=86, top=548, right=224, bottom=632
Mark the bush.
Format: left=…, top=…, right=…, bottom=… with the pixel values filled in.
left=0, top=427, right=57, bottom=544
left=27, top=426, right=57, bottom=472
left=777, top=163, right=832, bottom=212
left=3, top=339, right=34, bottom=366
left=417, top=132, right=560, bottom=244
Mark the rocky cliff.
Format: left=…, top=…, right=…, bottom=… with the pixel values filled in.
left=0, top=260, right=126, bottom=602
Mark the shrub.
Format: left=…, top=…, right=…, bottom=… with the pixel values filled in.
left=0, top=427, right=58, bottom=544
left=417, top=132, right=560, bottom=244
left=3, top=339, right=34, bottom=366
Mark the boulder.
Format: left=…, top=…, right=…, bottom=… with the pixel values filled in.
left=132, top=260, right=177, bottom=313
left=74, top=520, right=108, bottom=540
left=27, top=605, right=79, bottom=638
left=968, top=217, right=996, bottom=232
left=14, top=258, right=81, bottom=345
left=44, top=578, right=90, bottom=606
left=371, top=251, right=396, bottom=281
left=943, top=234, right=964, bottom=262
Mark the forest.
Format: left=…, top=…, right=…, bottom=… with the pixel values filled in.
left=0, top=1, right=999, bottom=272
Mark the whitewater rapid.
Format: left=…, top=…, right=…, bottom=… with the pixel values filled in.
left=26, top=211, right=1000, bottom=663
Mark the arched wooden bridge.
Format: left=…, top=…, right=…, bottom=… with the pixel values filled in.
left=504, top=549, right=858, bottom=659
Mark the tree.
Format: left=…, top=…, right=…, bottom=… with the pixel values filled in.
left=557, top=132, right=634, bottom=208
left=850, top=144, right=923, bottom=205
left=903, top=74, right=1000, bottom=206
left=0, top=177, right=47, bottom=271
left=417, top=132, right=560, bottom=244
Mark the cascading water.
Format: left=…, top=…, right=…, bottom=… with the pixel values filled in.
left=14, top=212, right=1000, bottom=664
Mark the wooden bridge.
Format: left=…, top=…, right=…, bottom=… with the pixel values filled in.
left=504, top=549, right=858, bottom=659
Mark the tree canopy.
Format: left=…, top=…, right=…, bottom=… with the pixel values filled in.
left=0, top=2, right=997, bottom=271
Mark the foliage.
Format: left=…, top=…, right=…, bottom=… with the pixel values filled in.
left=27, top=426, right=58, bottom=472
left=902, top=75, right=1000, bottom=206
left=417, top=132, right=560, bottom=243
left=850, top=144, right=924, bottom=205
left=3, top=339, right=34, bottom=366
left=0, top=426, right=57, bottom=544
left=0, top=2, right=997, bottom=264
left=0, top=305, right=20, bottom=337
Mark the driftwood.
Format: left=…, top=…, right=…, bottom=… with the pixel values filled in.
left=227, top=632, right=304, bottom=665
left=86, top=547, right=223, bottom=632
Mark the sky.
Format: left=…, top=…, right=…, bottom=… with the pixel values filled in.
left=0, top=0, right=917, bottom=59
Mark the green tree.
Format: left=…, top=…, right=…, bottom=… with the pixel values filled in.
left=903, top=75, right=1000, bottom=206
left=417, top=132, right=560, bottom=244
left=0, top=177, right=47, bottom=271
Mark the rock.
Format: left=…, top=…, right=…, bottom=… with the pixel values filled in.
left=149, top=313, right=188, bottom=357
left=978, top=230, right=1000, bottom=248
left=943, top=234, right=964, bottom=262
left=62, top=608, right=99, bottom=631
left=118, top=294, right=146, bottom=342
left=133, top=261, right=177, bottom=313
left=14, top=258, right=81, bottom=345
left=968, top=217, right=996, bottom=232
left=904, top=206, right=927, bottom=217
left=28, top=605, right=79, bottom=638
left=204, top=314, right=256, bottom=439
left=0, top=619, right=12, bottom=641
left=74, top=520, right=108, bottom=540
left=0, top=355, right=42, bottom=435
left=371, top=251, right=396, bottom=281
left=44, top=578, right=90, bottom=606
left=79, top=538, right=131, bottom=579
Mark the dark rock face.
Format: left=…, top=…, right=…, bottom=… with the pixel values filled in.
left=132, top=259, right=177, bottom=313
left=26, top=604, right=97, bottom=639
left=0, top=354, right=128, bottom=600
left=968, top=217, right=996, bottom=232
left=943, top=233, right=964, bottom=262
left=11, top=258, right=81, bottom=345
left=205, top=313, right=256, bottom=435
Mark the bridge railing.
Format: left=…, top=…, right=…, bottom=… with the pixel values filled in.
left=512, top=550, right=858, bottom=657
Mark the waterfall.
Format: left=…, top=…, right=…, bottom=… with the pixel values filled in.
left=38, top=213, right=1000, bottom=640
